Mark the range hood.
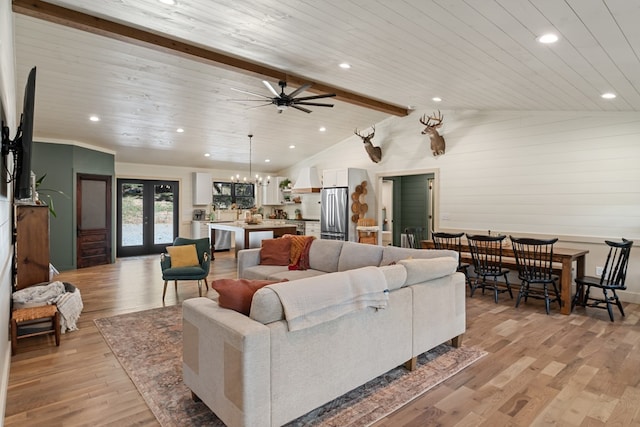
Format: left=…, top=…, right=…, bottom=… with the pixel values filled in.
left=292, top=167, right=322, bottom=193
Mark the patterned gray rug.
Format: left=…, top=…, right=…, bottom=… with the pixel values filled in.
left=95, top=305, right=486, bottom=427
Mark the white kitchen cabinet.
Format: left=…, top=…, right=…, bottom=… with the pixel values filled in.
left=262, top=176, right=287, bottom=205
left=322, top=168, right=349, bottom=188
left=305, top=221, right=321, bottom=239
left=192, top=172, right=212, bottom=205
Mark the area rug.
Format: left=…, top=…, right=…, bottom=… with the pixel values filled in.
left=95, top=305, right=486, bottom=427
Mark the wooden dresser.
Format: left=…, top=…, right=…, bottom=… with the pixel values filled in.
left=15, top=204, right=50, bottom=290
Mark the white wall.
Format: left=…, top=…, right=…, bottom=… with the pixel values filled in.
left=283, top=109, right=640, bottom=302
left=0, top=0, right=16, bottom=419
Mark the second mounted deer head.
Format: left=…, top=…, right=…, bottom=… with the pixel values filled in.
left=354, top=125, right=382, bottom=163
left=419, top=111, right=446, bottom=156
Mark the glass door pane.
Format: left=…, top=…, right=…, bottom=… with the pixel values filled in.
left=117, top=179, right=179, bottom=257
left=154, top=184, right=174, bottom=245
left=122, top=183, right=144, bottom=247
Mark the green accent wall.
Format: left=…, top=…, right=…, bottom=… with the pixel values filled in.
left=31, top=142, right=115, bottom=271
left=387, top=174, right=434, bottom=246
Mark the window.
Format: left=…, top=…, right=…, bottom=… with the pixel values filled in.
left=213, top=182, right=255, bottom=209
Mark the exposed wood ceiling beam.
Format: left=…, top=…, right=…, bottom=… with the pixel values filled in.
left=12, top=0, right=409, bottom=117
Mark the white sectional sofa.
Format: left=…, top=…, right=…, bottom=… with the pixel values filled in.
left=182, top=240, right=466, bottom=427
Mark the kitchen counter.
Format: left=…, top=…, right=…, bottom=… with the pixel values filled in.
left=209, top=221, right=297, bottom=258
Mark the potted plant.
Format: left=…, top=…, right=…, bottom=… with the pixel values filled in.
left=35, top=174, right=69, bottom=218
left=279, top=178, right=291, bottom=189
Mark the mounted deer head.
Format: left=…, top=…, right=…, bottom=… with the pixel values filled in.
left=419, top=110, right=446, bottom=156
left=354, top=125, right=382, bottom=163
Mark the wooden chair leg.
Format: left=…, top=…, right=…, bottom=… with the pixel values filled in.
left=204, top=277, right=209, bottom=291
left=54, top=311, right=61, bottom=346
left=174, top=281, right=178, bottom=293
left=197, top=280, right=202, bottom=297
left=162, top=280, right=169, bottom=300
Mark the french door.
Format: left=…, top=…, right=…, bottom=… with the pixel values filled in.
left=116, top=179, right=179, bottom=257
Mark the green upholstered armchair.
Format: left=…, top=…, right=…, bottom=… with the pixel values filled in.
left=160, top=237, right=211, bottom=300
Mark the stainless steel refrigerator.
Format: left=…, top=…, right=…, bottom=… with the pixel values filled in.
left=320, top=187, right=349, bottom=240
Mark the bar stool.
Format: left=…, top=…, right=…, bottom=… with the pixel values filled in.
left=11, top=305, right=60, bottom=355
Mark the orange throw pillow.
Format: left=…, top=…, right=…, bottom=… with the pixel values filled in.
left=211, top=279, right=284, bottom=315
left=260, top=238, right=291, bottom=266
left=285, top=235, right=315, bottom=270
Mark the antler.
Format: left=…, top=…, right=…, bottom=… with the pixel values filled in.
left=419, top=110, right=444, bottom=128
left=354, top=125, right=375, bottom=141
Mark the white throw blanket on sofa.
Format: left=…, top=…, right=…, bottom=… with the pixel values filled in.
left=269, top=266, right=389, bottom=332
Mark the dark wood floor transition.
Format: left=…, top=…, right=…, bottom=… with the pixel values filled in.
left=5, top=251, right=640, bottom=426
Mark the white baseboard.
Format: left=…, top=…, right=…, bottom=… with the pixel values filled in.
left=0, top=345, right=9, bottom=427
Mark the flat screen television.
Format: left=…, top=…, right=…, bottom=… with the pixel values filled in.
left=14, top=67, right=37, bottom=200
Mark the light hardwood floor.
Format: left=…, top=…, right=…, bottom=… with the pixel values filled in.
left=5, top=251, right=640, bottom=426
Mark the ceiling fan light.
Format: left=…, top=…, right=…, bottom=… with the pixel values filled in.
left=276, top=105, right=288, bottom=110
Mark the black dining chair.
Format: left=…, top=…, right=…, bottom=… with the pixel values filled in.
left=402, top=227, right=425, bottom=249
left=510, top=236, right=560, bottom=314
left=465, top=233, right=513, bottom=303
left=572, top=239, right=633, bottom=321
left=432, top=232, right=471, bottom=289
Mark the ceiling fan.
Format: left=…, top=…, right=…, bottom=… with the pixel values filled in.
left=230, top=80, right=336, bottom=113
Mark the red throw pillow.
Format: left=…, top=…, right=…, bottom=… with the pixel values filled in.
left=260, top=238, right=291, bottom=266
left=211, top=278, right=284, bottom=315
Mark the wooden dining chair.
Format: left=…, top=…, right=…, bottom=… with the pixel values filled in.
left=510, top=236, right=560, bottom=314
left=572, top=239, right=633, bottom=321
left=465, top=233, right=513, bottom=303
left=432, top=232, right=471, bottom=289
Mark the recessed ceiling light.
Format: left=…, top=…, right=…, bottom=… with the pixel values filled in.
left=89, top=115, right=100, bottom=122
left=265, top=159, right=270, bottom=163
left=339, top=63, right=351, bottom=69
left=537, top=33, right=559, bottom=44
left=176, top=128, right=184, bottom=133
left=319, top=126, right=326, bottom=132
left=289, top=145, right=296, bottom=149
left=204, top=153, right=210, bottom=157
left=158, top=0, right=177, bottom=5
left=432, top=97, right=442, bottom=102
left=601, top=92, right=616, bottom=99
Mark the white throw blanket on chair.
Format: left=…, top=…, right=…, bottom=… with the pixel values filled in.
left=269, top=266, right=389, bottom=332
left=12, top=281, right=84, bottom=333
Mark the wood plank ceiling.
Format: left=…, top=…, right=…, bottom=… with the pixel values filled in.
left=10, top=0, right=640, bottom=171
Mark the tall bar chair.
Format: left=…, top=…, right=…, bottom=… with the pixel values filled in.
left=466, top=233, right=513, bottom=303
left=432, top=232, right=471, bottom=290
left=572, top=239, right=633, bottom=321
left=510, top=236, right=560, bottom=314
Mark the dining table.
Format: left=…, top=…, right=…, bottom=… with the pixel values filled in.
left=421, top=240, right=589, bottom=315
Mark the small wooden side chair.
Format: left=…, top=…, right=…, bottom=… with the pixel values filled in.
left=11, top=305, right=61, bottom=355
left=357, top=218, right=378, bottom=245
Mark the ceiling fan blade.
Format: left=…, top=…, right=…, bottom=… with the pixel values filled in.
left=230, top=87, right=271, bottom=99
left=294, top=93, right=337, bottom=101
left=287, top=83, right=312, bottom=99
left=246, top=103, right=273, bottom=110
left=294, top=101, right=335, bottom=108
left=291, top=105, right=313, bottom=113
left=227, top=98, right=274, bottom=102
left=263, top=80, right=281, bottom=98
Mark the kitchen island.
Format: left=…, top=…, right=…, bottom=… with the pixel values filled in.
left=209, top=221, right=297, bottom=258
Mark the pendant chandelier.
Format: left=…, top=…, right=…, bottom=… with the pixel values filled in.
left=231, top=134, right=270, bottom=186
